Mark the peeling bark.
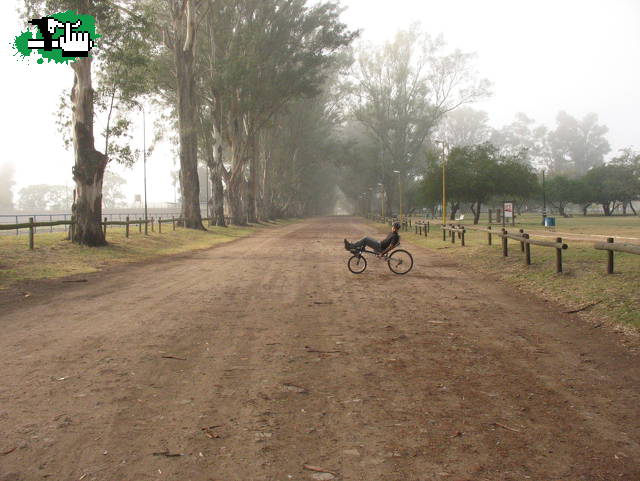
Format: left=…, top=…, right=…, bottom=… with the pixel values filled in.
left=70, top=57, right=108, bottom=247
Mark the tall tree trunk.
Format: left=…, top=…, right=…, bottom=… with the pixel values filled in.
left=203, top=127, right=226, bottom=227
left=449, top=202, right=459, bottom=221
left=602, top=202, right=611, bottom=216
left=228, top=169, right=246, bottom=225
left=70, top=57, right=108, bottom=246
left=172, top=0, right=204, bottom=230
left=630, top=202, right=637, bottom=216
left=471, top=200, right=481, bottom=224
left=247, top=134, right=258, bottom=223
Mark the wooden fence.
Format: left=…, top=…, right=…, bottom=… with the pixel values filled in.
left=594, top=238, right=640, bottom=274
left=437, top=224, right=568, bottom=273
left=0, top=215, right=231, bottom=250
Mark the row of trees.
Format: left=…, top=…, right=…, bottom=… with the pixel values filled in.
left=25, top=0, right=357, bottom=245
left=546, top=149, right=640, bottom=217
left=0, top=165, right=127, bottom=211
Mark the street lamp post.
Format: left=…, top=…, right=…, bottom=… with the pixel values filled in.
left=542, top=169, right=547, bottom=226
left=141, top=104, right=148, bottom=235
left=435, top=140, right=447, bottom=225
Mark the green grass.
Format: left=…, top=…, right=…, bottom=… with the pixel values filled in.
left=374, top=218, right=640, bottom=329
left=0, top=219, right=296, bottom=289
left=409, top=213, right=640, bottom=238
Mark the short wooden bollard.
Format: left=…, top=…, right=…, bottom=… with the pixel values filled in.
left=151, top=217, right=155, bottom=233
left=103, top=217, right=108, bottom=237
left=125, top=216, right=130, bottom=238
left=70, top=215, right=75, bottom=240
left=159, top=217, right=162, bottom=234
left=502, top=229, right=508, bottom=257
left=172, top=216, right=176, bottom=231
left=487, top=226, right=492, bottom=246
left=28, top=217, right=34, bottom=250
left=415, top=225, right=418, bottom=235
left=451, top=226, right=455, bottom=244
left=556, top=237, right=563, bottom=273
left=461, top=229, right=465, bottom=247
left=139, top=218, right=142, bottom=233
left=519, top=229, right=525, bottom=252
left=442, top=225, right=446, bottom=241
left=606, top=237, right=614, bottom=274
left=524, top=233, right=531, bottom=265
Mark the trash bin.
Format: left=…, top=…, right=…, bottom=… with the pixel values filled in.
left=544, top=217, right=556, bottom=228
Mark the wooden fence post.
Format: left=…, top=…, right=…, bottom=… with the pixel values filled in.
left=139, top=218, right=142, bottom=234
left=103, top=217, right=107, bottom=238
left=489, top=209, right=493, bottom=224
left=151, top=217, right=155, bottom=233
left=487, top=226, right=492, bottom=246
left=28, top=217, right=34, bottom=250
left=461, top=228, right=465, bottom=247
left=502, top=229, right=508, bottom=257
left=519, top=229, right=525, bottom=252
left=442, top=225, right=446, bottom=241
left=556, top=237, right=563, bottom=273
left=70, top=215, right=75, bottom=241
left=524, top=233, right=531, bottom=265
left=126, top=216, right=130, bottom=238
left=451, top=226, right=455, bottom=244
left=172, top=216, right=176, bottom=231
left=607, top=237, right=614, bottom=274
left=159, top=217, right=162, bottom=233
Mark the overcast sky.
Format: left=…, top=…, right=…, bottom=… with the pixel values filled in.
left=1, top=0, right=639, bottom=206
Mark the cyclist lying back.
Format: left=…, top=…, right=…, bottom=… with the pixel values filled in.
left=344, top=221, right=401, bottom=257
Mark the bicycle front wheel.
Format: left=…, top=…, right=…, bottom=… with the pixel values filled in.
left=348, top=254, right=367, bottom=274
left=387, top=249, right=413, bottom=275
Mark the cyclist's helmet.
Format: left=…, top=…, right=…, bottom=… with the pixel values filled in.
left=393, top=221, right=401, bottom=230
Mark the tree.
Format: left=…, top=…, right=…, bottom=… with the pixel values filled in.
left=583, top=164, right=640, bottom=216
left=437, top=107, right=491, bottom=148
left=197, top=0, right=356, bottom=224
left=547, top=111, right=610, bottom=175
left=490, top=113, right=549, bottom=168
left=24, top=0, right=154, bottom=245
left=0, top=163, right=15, bottom=211
left=17, top=184, right=71, bottom=211
left=610, top=148, right=640, bottom=215
left=102, top=170, right=128, bottom=208
left=350, top=24, right=491, bottom=216
left=545, top=175, right=577, bottom=217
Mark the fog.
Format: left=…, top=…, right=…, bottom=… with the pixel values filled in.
left=1, top=0, right=638, bottom=209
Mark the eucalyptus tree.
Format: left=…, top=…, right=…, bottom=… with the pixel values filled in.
left=350, top=24, right=491, bottom=216
left=197, top=0, right=356, bottom=224
left=24, top=0, right=153, bottom=245
left=547, top=111, right=610, bottom=176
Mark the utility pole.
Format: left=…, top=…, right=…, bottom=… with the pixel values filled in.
left=542, top=169, right=547, bottom=226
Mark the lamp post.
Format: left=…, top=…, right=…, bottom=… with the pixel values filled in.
left=137, top=102, right=149, bottom=235
left=542, top=169, right=547, bottom=226
left=393, top=170, right=403, bottom=222
left=435, top=140, right=447, bottom=225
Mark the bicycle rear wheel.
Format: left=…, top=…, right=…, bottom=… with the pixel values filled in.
left=387, top=249, right=413, bottom=275
left=348, top=254, right=367, bottom=274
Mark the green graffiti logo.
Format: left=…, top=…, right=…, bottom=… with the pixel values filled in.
left=13, top=11, right=100, bottom=64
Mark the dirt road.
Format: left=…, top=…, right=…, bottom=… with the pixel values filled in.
left=1, top=217, right=639, bottom=481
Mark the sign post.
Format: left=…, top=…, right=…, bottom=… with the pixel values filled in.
left=504, top=201, right=514, bottom=226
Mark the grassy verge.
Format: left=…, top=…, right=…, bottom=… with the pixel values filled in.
left=372, top=219, right=640, bottom=329
left=0, top=219, right=297, bottom=289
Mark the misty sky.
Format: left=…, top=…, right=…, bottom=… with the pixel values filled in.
left=1, top=0, right=639, bottom=206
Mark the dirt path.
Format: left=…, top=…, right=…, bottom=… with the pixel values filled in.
left=1, top=217, right=639, bottom=481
